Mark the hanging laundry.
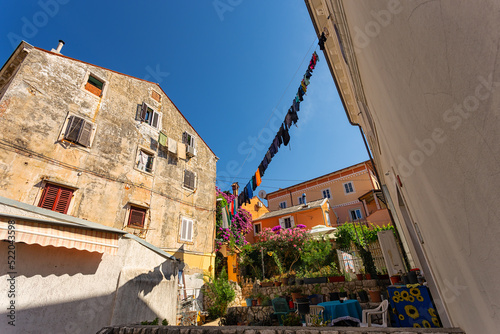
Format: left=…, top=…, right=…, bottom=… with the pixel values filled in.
left=255, top=169, right=261, bottom=186
left=221, top=205, right=229, bottom=228
left=252, top=175, right=257, bottom=191
left=282, top=126, right=291, bottom=146
left=168, top=137, right=177, bottom=155
left=259, top=162, right=266, bottom=177
left=272, top=136, right=280, bottom=152
left=269, top=142, right=277, bottom=158
left=245, top=182, right=253, bottom=202
left=303, top=76, right=310, bottom=86
left=301, top=80, right=307, bottom=92
left=305, top=69, right=312, bottom=79
left=178, top=142, right=186, bottom=160
left=285, top=112, right=292, bottom=129
left=318, top=32, right=327, bottom=50
left=158, top=132, right=168, bottom=147
left=297, top=87, right=304, bottom=101
left=289, top=109, right=299, bottom=125
left=293, top=98, right=300, bottom=112
left=265, top=150, right=272, bottom=162
left=276, top=132, right=283, bottom=146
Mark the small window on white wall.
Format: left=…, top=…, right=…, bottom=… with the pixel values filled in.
left=180, top=217, right=194, bottom=242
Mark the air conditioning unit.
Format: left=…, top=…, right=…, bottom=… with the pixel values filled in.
left=186, top=145, right=196, bottom=157
left=256, top=202, right=263, bottom=208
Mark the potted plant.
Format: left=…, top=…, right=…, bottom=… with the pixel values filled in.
left=356, top=268, right=364, bottom=281
left=378, top=267, right=390, bottom=280
left=282, top=312, right=302, bottom=326
left=390, top=274, right=401, bottom=285
left=295, top=270, right=305, bottom=285
left=280, top=273, right=289, bottom=286
left=358, top=290, right=369, bottom=302
left=329, top=291, right=340, bottom=301
left=368, top=288, right=382, bottom=303
left=260, top=278, right=274, bottom=287
left=261, top=296, right=272, bottom=306
left=304, top=270, right=327, bottom=284
left=339, top=286, right=348, bottom=299
left=245, top=297, right=253, bottom=307
left=320, top=265, right=345, bottom=283
left=290, top=286, right=303, bottom=301
left=308, top=284, right=324, bottom=305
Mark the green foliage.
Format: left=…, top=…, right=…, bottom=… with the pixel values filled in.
left=162, top=319, right=168, bottom=326
left=239, top=243, right=265, bottom=279
left=300, top=237, right=332, bottom=272
left=202, top=270, right=235, bottom=320
left=271, top=252, right=285, bottom=276
left=318, top=264, right=340, bottom=277
left=282, top=312, right=302, bottom=326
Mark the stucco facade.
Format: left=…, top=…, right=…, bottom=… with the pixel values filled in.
left=305, top=1, right=500, bottom=333
left=0, top=42, right=218, bottom=278
left=266, top=161, right=390, bottom=227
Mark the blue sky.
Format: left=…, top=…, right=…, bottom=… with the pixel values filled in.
left=0, top=1, right=368, bottom=197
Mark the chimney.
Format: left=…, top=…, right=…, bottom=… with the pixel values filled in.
left=231, top=182, right=239, bottom=196
left=302, top=193, right=307, bottom=206
left=52, top=40, right=65, bottom=54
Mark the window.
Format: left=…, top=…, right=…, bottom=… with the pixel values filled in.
left=253, top=223, right=261, bottom=235
left=136, top=149, right=154, bottom=173
left=128, top=206, right=147, bottom=228
left=326, top=212, right=331, bottom=226
left=85, top=74, right=104, bottom=97
left=38, top=183, right=74, bottom=214
left=298, top=196, right=304, bottom=204
left=151, top=90, right=161, bottom=102
left=322, top=188, right=331, bottom=199
left=279, top=201, right=287, bottom=209
left=180, top=217, right=194, bottom=242
left=64, top=116, right=94, bottom=147
left=183, top=170, right=196, bottom=190
left=349, top=209, right=363, bottom=221
left=344, top=182, right=355, bottom=194
left=279, top=216, right=295, bottom=229
left=140, top=102, right=161, bottom=129
left=183, top=132, right=196, bottom=157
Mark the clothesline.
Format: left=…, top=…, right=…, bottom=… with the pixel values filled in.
left=236, top=50, right=321, bottom=208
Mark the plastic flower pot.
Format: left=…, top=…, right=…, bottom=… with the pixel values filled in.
left=245, top=298, right=253, bottom=307
left=329, top=292, right=340, bottom=301
left=296, top=298, right=310, bottom=315
left=339, top=292, right=348, bottom=299
left=358, top=290, right=369, bottom=303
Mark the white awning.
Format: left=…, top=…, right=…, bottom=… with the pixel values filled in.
left=0, top=219, right=120, bottom=255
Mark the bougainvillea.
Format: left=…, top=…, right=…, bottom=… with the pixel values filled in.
left=215, top=187, right=252, bottom=252
left=258, top=225, right=309, bottom=272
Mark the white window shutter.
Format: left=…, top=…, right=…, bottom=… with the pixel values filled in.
left=181, top=219, right=187, bottom=240
left=290, top=216, right=295, bottom=227
left=187, top=220, right=193, bottom=241
left=279, top=218, right=285, bottom=228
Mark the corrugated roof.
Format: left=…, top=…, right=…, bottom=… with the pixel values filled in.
left=254, top=198, right=327, bottom=221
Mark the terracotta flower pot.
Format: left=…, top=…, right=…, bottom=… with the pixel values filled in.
left=328, top=275, right=346, bottom=282
left=274, top=281, right=282, bottom=287
left=365, top=273, right=372, bottom=280
left=281, top=277, right=288, bottom=286
left=368, top=290, right=381, bottom=303
left=356, top=274, right=364, bottom=281
left=390, top=275, right=401, bottom=285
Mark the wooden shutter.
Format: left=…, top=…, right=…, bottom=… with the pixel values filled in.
left=38, top=184, right=74, bottom=214
left=290, top=216, right=295, bottom=227
left=128, top=207, right=146, bottom=228
left=184, top=170, right=195, bottom=190
left=77, top=120, right=93, bottom=147
left=65, top=116, right=83, bottom=143
left=152, top=111, right=159, bottom=128
left=186, top=219, right=193, bottom=241
left=279, top=218, right=285, bottom=228
left=140, top=103, right=148, bottom=121
left=180, top=218, right=188, bottom=240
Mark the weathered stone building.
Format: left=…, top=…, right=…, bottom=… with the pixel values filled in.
left=0, top=42, right=218, bottom=280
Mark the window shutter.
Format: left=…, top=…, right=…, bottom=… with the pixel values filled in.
left=290, top=216, right=295, bottom=227
left=279, top=218, right=285, bottom=228
left=181, top=218, right=188, bottom=240
left=182, top=132, right=188, bottom=144
left=184, top=170, right=195, bottom=190
left=65, top=116, right=83, bottom=143
left=128, top=207, right=146, bottom=228
left=152, top=111, right=159, bottom=128
left=140, top=103, right=148, bottom=121
left=38, top=184, right=74, bottom=214
left=77, top=120, right=93, bottom=147
left=186, top=220, right=193, bottom=241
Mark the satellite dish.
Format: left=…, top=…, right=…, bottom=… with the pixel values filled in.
left=258, top=190, right=267, bottom=199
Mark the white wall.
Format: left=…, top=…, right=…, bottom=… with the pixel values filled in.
left=0, top=237, right=178, bottom=334
left=339, top=1, right=500, bottom=333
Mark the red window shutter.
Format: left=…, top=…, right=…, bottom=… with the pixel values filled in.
left=38, top=184, right=74, bottom=214
left=128, top=207, right=146, bottom=228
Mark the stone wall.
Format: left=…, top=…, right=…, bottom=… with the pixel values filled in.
left=97, top=325, right=466, bottom=334
left=253, top=279, right=390, bottom=302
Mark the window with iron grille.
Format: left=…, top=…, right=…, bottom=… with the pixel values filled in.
left=183, top=170, right=195, bottom=190
left=180, top=217, right=194, bottom=242
left=140, top=102, right=161, bottom=129
left=64, top=116, right=94, bottom=147
left=128, top=206, right=147, bottom=228
left=38, top=183, right=74, bottom=214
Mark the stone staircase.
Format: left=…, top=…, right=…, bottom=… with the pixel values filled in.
left=97, top=326, right=466, bottom=334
